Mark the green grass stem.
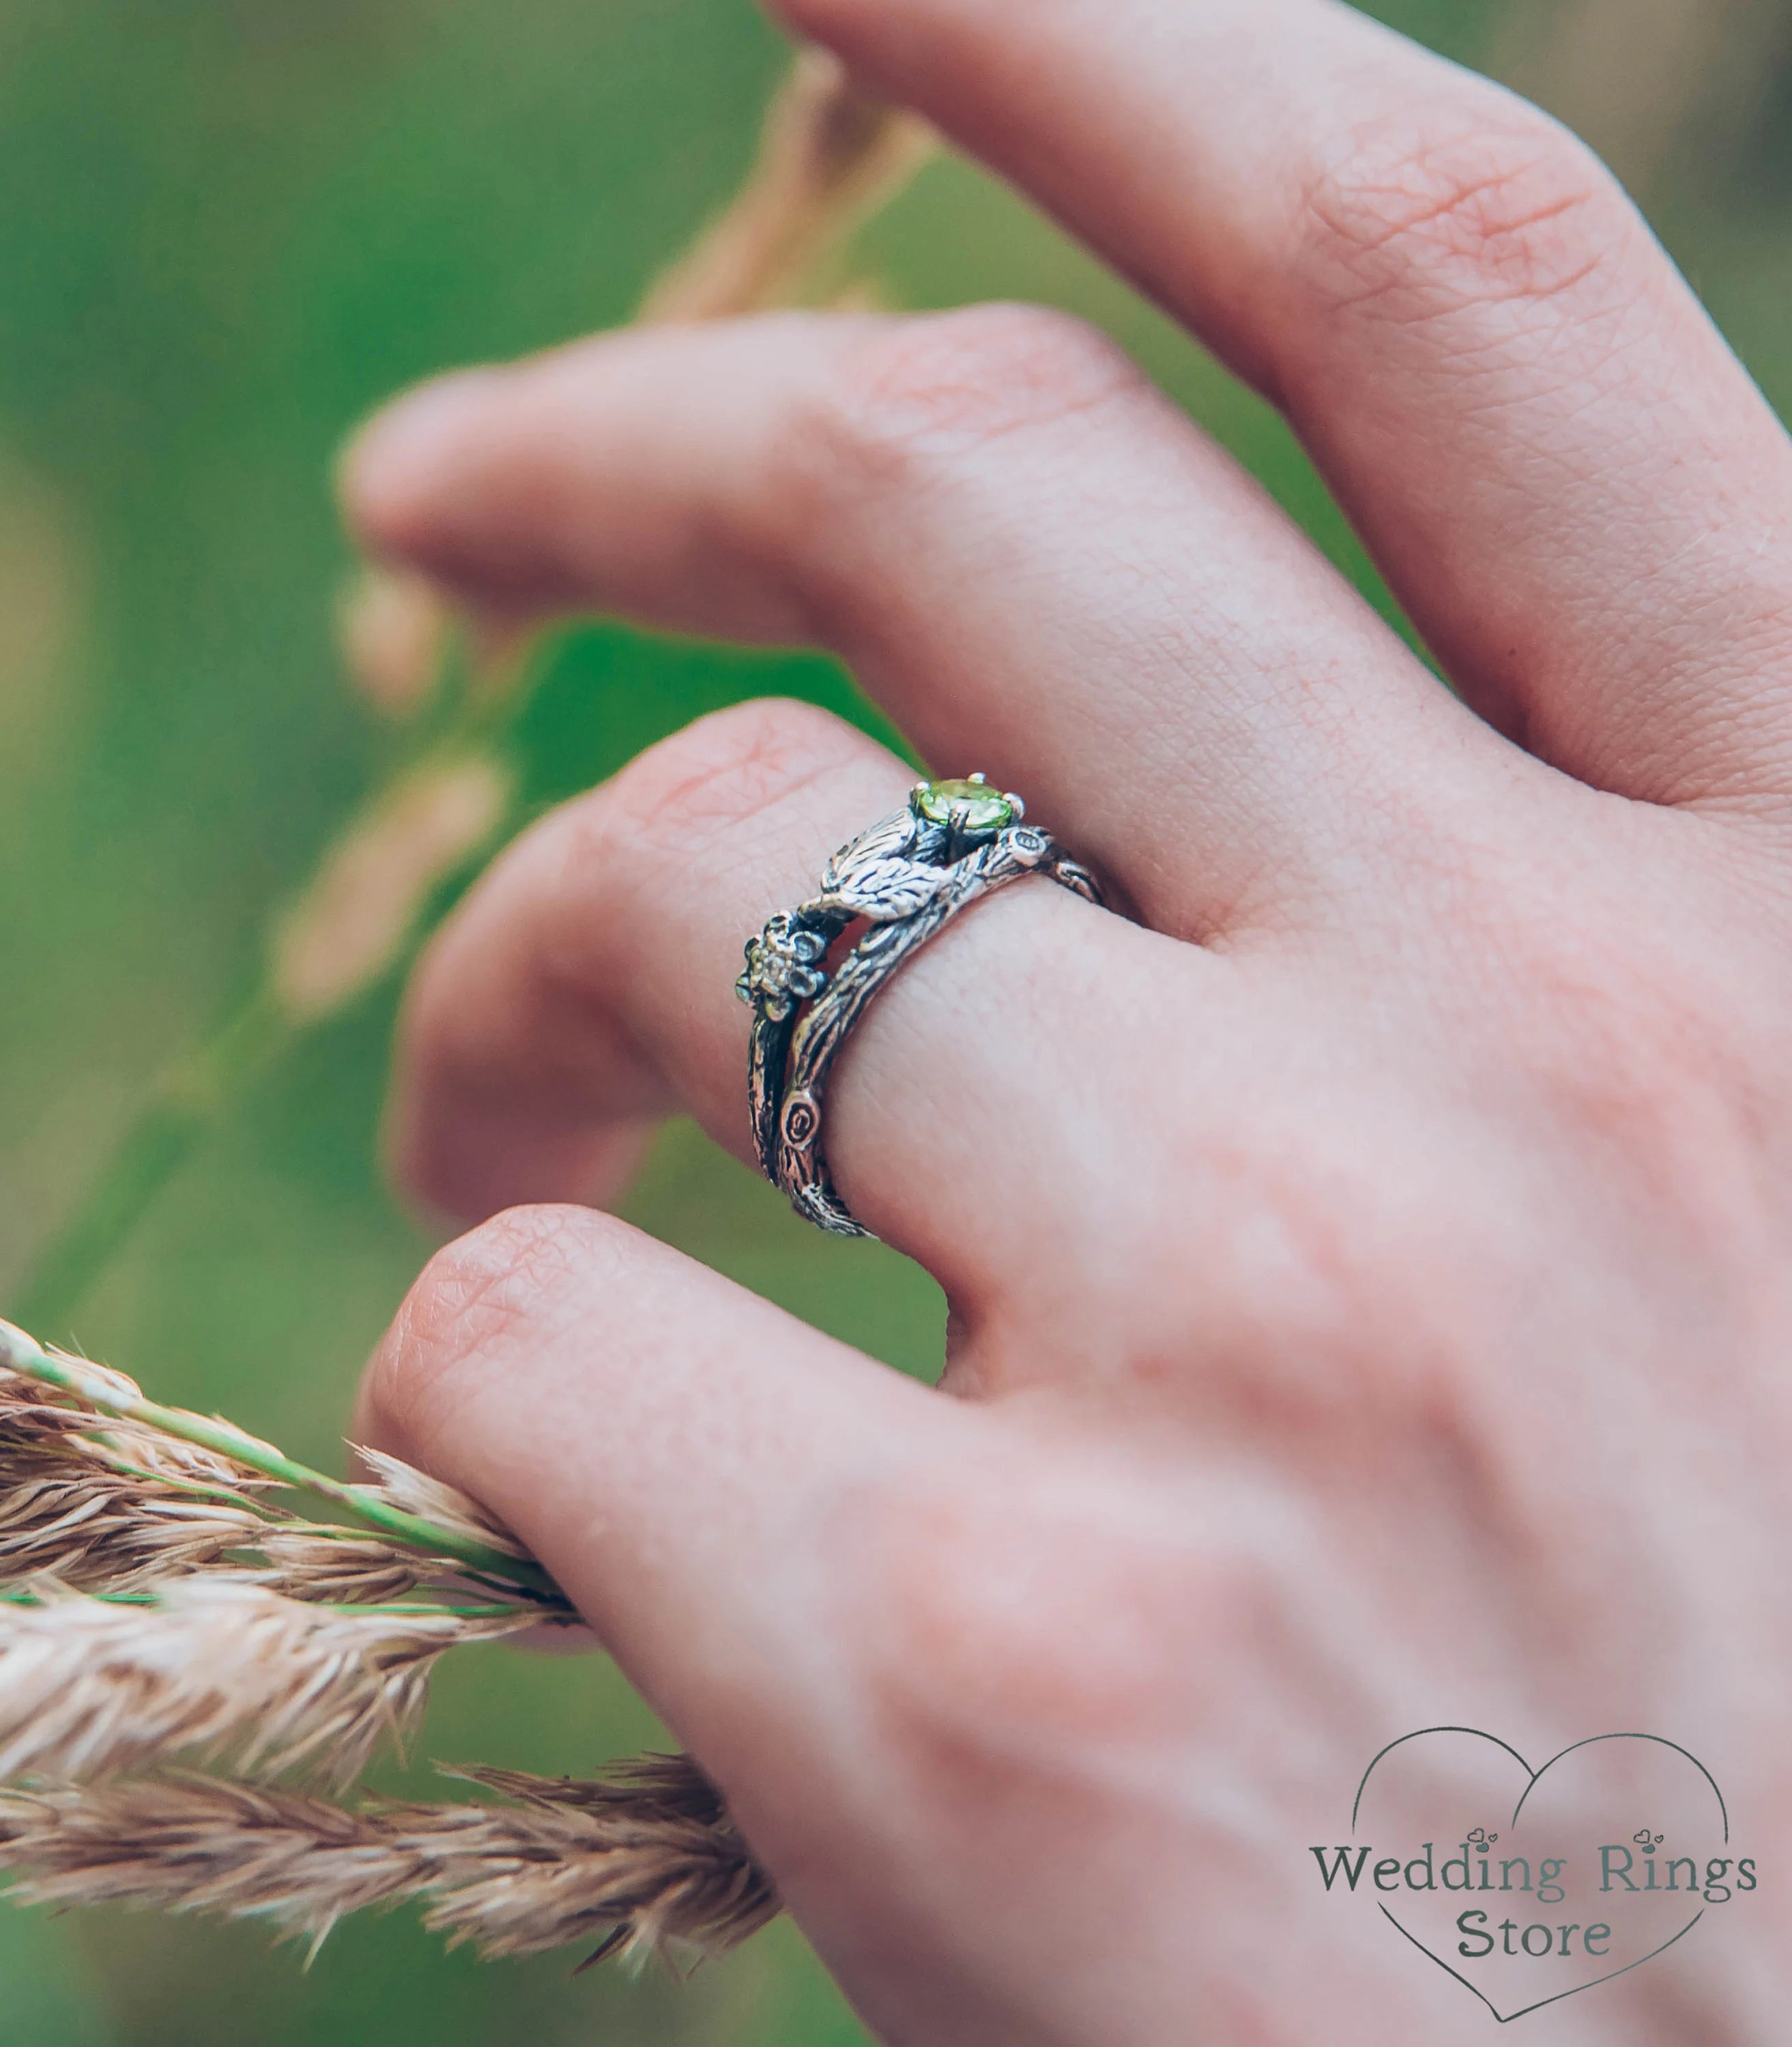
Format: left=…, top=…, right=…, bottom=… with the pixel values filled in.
left=0, top=1322, right=566, bottom=1608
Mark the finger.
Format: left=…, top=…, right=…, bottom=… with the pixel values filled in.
left=356, top=1202, right=955, bottom=1863
left=360, top=1204, right=1363, bottom=2047
left=770, top=0, right=1792, bottom=807
left=388, top=693, right=1191, bottom=1301
left=343, top=308, right=1517, bottom=939
left=387, top=697, right=909, bottom=1221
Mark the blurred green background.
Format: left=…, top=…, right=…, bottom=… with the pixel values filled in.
left=1, top=0, right=1790, bottom=2039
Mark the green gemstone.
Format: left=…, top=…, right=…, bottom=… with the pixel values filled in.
left=914, top=776, right=1015, bottom=832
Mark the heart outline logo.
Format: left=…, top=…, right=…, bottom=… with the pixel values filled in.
left=1353, top=1728, right=1729, bottom=2024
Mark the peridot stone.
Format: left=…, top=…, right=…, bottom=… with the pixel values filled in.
left=914, top=776, right=1015, bottom=833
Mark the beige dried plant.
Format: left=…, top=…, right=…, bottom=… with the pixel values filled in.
left=640, top=47, right=935, bottom=323
left=0, top=1388, right=274, bottom=1594
left=0, top=1369, right=409, bottom=1605
left=347, top=1446, right=533, bottom=1563
left=270, top=753, right=517, bottom=1026
left=0, top=1344, right=546, bottom=1610
left=1, top=42, right=899, bottom=1968
left=18, top=42, right=935, bottom=1341
left=336, top=565, right=450, bottom=721
left=278, top=48, right=929, bottom=1035
left=0, top=1580, right=535, bottom=1787
left=0, top=1320, right=776, bottom=1968
left=0, top=1757, right=776, bottom=1966
left=1491, top=0, right=1787, bottom=196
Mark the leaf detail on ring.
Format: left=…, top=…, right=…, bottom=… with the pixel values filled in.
left=817, top=856, right=954, bottom=921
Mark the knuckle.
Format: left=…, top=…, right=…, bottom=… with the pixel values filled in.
left=367, top=1203, right=602, bottom=1443
left=1537, top=952, right=1765, bottom=1156
left=792, top=303, right=1142, bottom=497
left=575, top=697, right=864, bottom=869
left=1459, top=886, right=1779, bottom=1224
left=1295, top=101, right=1626, bottom=323
left=850, top=1457, right=1239, bottom=1766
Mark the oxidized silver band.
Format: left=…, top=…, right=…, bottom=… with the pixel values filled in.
left=735, top=775, right=1102, bottom=1237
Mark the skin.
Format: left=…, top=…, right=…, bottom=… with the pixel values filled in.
left=338, top=1, right=1792, bottom=2039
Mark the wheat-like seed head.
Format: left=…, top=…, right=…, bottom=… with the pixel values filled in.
left=346, top=1448, right=531, bottom=1560
left=0, top=1363, right=263, bottom=1489
left=639, top=47, right=935, bottom=323
left=270, top=755, right=516, bottom=1026
left=0, top=40, right=922, bottom=1973
left=0, top=1346, right=548, bottom=1611
left=0, top=1580, right=534, bottom=1786
left=336, top=565, right=448, bottom=721
left=0, top=1370, right=271, bottom=1587
left=0, top=1758, right=777, bottom=1964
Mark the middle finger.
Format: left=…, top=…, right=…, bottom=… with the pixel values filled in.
left=345, top=308, right=1522, bottom=941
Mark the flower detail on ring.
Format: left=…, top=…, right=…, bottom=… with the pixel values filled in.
left=736, top=912, right=828, bottom=1019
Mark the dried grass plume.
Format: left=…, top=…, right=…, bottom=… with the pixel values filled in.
left=336, top=566, right=448, bottom=721
left=0, top=1322, right=778, bottom=1968
left=0, top=1580, right=533, bottom=1787
left=0, top=1757, right=775, bottom=1966
left=0, top=1331, right=556, bottom=1610
left=641, top=48, right=935, bottom=323
left=270, top=755, right=515, bottom=1025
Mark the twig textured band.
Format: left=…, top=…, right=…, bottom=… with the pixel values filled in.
left=736, top=776, right=1103, bottom=1236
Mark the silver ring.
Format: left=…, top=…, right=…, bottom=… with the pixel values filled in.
left=735, top=775, right=1103, bottom=1237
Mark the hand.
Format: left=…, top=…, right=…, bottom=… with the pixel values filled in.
left=340, top=1, right=1792, bottom=2039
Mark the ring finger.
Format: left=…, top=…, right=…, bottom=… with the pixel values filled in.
left=388, top=693, right=1211, bottom=1316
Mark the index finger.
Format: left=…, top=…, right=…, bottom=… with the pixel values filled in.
left=358, top=1203, right=951, bottom=1781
